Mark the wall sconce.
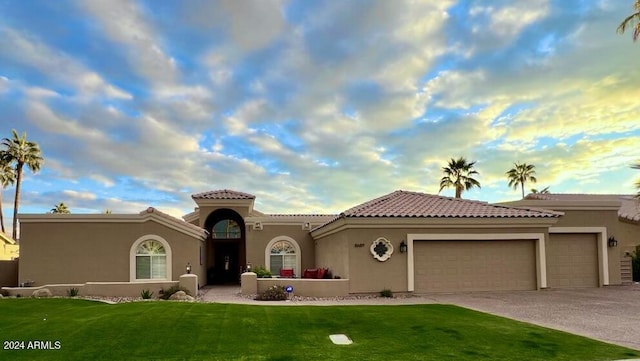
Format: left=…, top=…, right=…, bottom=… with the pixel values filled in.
left=246, top=263, right=252, bottom=272
left=607, top=237, right=618, bottom=247
left=186, top=262, right=192, bottom=274
left=399, top=241, right=408, bottom=253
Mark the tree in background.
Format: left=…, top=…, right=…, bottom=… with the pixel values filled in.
left=1, top=130, right=43, bottom=240
left=0, top=160, right=16, bottom=233
left=531, top=186, right=550, bottom=194
left=617, top=0, right=640, bottom=42
left=506, top=162, right=538, bottom=199
left=439, top=157, right=481, bottom=199
left=51, top=203, right=70, bottom=214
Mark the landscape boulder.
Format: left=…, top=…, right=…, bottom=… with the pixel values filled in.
left=32, top=288, right=52, bottom=298
left=168, top=290, right=194, bottom=301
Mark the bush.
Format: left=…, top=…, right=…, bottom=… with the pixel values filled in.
left=253, top=266, right=272, bottom=278
left=380, top=289, right=393, bottom=298
left=0, top=289, right=9, bottom=297
left=159, top=285, right=191, bottom=300
left=256, top=285, right=287, bottom=301
left=66, top=288, right=79, bottom=297
left=141, top=289, right=154, bottom=299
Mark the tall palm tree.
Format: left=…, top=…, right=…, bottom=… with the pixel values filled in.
left=506, top=162, right=538, bottom=199
left=618, top=0, right=640, bottom=42
left=439, top=157, right=481, bottom=198
left=1, top=130, right=43, bottom=240
left=0, top=160, right=16, bottom=233
left=50, top=203, right=70, bottom=214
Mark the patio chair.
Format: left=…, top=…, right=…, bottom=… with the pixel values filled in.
left=280, top=268, right=295, bottom=278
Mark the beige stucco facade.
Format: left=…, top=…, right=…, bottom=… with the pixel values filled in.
left=10, top=190, right=639, bottom=297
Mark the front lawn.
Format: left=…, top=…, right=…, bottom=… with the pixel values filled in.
left=0, top=299, right=637, bottom=361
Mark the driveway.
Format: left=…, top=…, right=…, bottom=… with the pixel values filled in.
left=423, top=285, right=640, bottom=351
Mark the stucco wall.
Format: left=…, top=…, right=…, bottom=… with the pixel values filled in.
left=19, top=220, right=203, bottom=286
left=245, top=224, right=315, bottom=274
left=315, top=223, right=550, bottom=294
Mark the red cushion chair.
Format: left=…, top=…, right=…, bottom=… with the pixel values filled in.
left=280, top=268, right=295, bottom=278
left=303, top=268, right=318, bottom=279
left=317, top=268, right=327, bottom=279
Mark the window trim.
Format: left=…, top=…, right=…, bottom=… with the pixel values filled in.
left=130, top=235, right=172, bottom=282
left=265, top=236, right=301, bottom=277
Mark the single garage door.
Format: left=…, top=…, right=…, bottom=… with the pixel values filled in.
left=414, top=240, right=536, bottom=293
left=548, top=233, right=598, bottom=288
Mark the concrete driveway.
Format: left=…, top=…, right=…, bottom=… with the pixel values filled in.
left=424, top=285, right=640, bottom=351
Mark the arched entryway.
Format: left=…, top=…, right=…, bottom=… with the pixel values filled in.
left=204, top=209, right=246, bottom=285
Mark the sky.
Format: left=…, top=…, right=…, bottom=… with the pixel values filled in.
left=1, top=0, right=639, bottom=234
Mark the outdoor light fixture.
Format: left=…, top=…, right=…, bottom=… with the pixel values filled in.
left=246, top=263, right=252, bottom=272
left=399, top=241, right=408, bottom=253
left=607, top=237, right=618, bottom=248
left=186, top=262, right=192, bottom=274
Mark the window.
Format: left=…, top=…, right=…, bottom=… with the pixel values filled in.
left=136, top=240, right=166, bottom=279
left=130, top=235, right=172, bottom=282
left=265, top=236, right=301, bottom=277
left=212, top=219, right=241, bottom=239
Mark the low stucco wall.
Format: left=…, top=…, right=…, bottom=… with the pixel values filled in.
left=2, top=280, right=180, bottom=298
left=0, top=260, right=18, bottom=287
left=255, top=278, right=350, bottom=297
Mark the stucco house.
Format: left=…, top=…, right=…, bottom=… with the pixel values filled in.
left=10, top=189, right=640, bottom=297
left=0, top=231, right=18, bottom=261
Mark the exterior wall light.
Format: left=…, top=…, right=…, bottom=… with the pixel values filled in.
left=246, top=263, right=252, bottom=272
left=399, top=241, right=408, bottom=253
left=607, top=237, right=618, bottom=247
left=186, top=262, right=192, bottom=274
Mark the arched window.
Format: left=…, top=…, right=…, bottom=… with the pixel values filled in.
left=265, top=236, right=301, bottom=277
left=130, top=235, right=172, bottom=281
left=212, top=219, right=241, bottom=239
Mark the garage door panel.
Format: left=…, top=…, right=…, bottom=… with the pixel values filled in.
left=548, top=234, right=598, bottom=288
left=414, top=240, right=536, bottom=293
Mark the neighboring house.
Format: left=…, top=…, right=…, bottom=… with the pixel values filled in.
left=15, top=189, right=640, bottom=294
left=0, top=231, right=18, bottom=260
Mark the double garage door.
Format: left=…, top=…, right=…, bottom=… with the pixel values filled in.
left=414, top=240, right=537, bottom=293
left=413, top=234, right=599, bottom=293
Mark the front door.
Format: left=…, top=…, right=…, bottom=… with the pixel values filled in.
left=211, top=242, right=240, bottom=285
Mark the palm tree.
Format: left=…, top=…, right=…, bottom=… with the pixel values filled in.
left=506, top=162, right=538, bottom=199
left=531, top=186, right=550, bottom=194
left=439, top=157, right=481, bottom=198
left=617, top=0, right=640, bottom=42
left=0, top=160, right=16, bottom=233
left=1, top=130, right=43, bottom=240
left=50, top=203, right=70, bottom=214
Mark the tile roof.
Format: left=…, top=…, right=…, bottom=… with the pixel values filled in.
left=191, top=189, right=256, bottom=200
left=341, top=190, right=561, bottom=218
left=526, top=193, right=640, bottom=222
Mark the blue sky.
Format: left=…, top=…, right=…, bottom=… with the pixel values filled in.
left=1, top=0, right=639, bottom=233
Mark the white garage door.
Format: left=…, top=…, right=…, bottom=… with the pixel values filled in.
left=548, top=234, right=598, bottom=288
left=414, top=240, right=537, bottom=293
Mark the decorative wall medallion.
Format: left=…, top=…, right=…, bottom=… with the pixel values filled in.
left=370, top=237, right=394, bottom=262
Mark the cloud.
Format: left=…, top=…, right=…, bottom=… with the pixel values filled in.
left=0, top=27, right=131, bottom=100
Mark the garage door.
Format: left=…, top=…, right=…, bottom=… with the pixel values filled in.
left=414, top=240, right=536, bottom=293
left=548, top=234, right=598, bottom=288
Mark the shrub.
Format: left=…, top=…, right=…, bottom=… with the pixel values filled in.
left=256, top=285, right=287, bottom=301
left=159, top=285, right=191, bottom=300
left=380, top=289, right=393, bottom=298
left=66, top=288, right=79, bottom=297
left=0, top=289, right=9, bottom=297
left=141, top=289, right=154, bottom=299
left=253, top=266, right=272, bottom=278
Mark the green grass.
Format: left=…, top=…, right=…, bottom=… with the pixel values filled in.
left=0, top=299, right=638, bottom=361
